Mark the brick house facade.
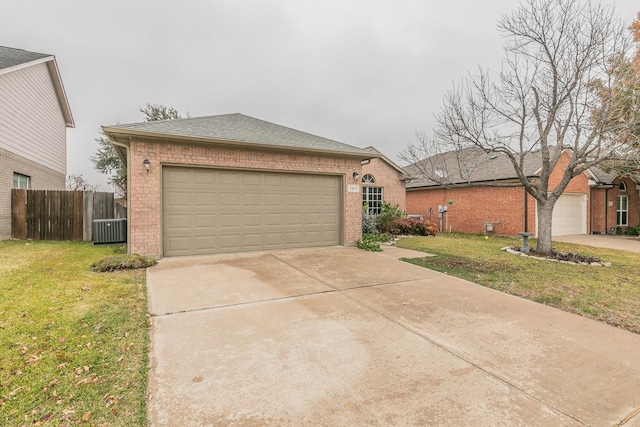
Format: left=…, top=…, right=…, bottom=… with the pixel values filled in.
left=361, top=146, right=407, bottom=213
left=103, top=114, right=375, bottom=258
left=406, top=148, right=639, bottom=236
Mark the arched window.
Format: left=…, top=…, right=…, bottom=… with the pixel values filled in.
left=362, top=174, right=375, bottom=184
left=619, top=182, right=626, bottom=192
left=361, top=174, right=382, bottom=214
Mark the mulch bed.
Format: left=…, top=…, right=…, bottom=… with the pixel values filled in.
left=503, top=246, right=610, bottom=267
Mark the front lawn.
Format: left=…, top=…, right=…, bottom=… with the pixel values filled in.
left=0, top=241, right=149, bottom=426
left=398, top=234, right=640, bottom=334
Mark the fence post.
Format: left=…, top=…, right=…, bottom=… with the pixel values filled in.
left=11, top=189, right=27, bottom=239
left=84, top=191, right=93, bottom=242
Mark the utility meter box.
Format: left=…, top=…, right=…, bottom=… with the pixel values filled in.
left=438, top=205, right=448, bottom=213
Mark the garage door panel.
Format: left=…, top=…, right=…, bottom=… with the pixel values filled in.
left=219, top=171, right=241, bottom=185
left=285, top=194, right=303, bottom=206
left=193, top=192, right=217, bottom=207
left=285, top=213, right=302, bottom=225
left=241, top=174, right=261, bottom=186
left=264, top=233, right=284, bottom=245
left=284, top=175, right=302, bottom=187
left=285, top=232, right=303, bottom=244
left=305, top=213, right=321, bottom=225
left=167, top=214, right=191, bottom=229
left=219, top=192, right=239, bottom=207
left=166, top=191, right=190, bottom=208
left=193, top=169, right=216, bottom=184
left=194, top=214, right=216, bottom=228
left=243, top=213, right=262, bottom=227
left=163, top=167, right=341, bottom=256
left=264, top=213, right=283, bottom=226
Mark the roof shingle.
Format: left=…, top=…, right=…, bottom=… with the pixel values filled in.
left=105, top=113, right=372, bottom=156
left=405, top=147, right=620, bottom=188
left=0, top=46, right=50, bottom=71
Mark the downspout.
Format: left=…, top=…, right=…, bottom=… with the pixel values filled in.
left=589, top=187, right=593, bottom=234
left=523, top=186, right=528, bottom=232
left=604, top=187, right=610, bottom=235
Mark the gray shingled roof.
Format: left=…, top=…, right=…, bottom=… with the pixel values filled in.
left=106, top=113, right=372, bottom=155
left=0, top=46, right=50, bottom=71
left=406, top=147, right=619, bottom=188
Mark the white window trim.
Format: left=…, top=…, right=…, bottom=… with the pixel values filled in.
left=617, top=195, right=628, bottom=226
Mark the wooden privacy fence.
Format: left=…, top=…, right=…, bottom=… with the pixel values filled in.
left=11, top=190, right=121, bottom=241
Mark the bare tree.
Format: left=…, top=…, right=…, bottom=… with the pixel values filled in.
left=402, top=0, right=640, bottom=253
left=66, top=173, right=97, bottom=191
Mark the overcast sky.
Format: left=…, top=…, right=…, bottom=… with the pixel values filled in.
left=2, top=0, right=637, bottom=190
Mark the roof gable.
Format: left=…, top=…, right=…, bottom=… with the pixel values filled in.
left=363, top=146, right=408, bottom=177
left=103, top=113, right=375, bottom=159
left=0, top=46, right=74, bottom=128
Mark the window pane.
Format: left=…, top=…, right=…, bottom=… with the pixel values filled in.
left=13, top=173, right=30, bottom=189
left=363, top=186, right=383, bottom=214
left=617, top=196, right=628, bottom=226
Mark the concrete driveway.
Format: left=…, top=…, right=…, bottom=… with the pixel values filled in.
left=146, top=246, right=640, bottom=426
left=554, top=234, right=640, bottom=253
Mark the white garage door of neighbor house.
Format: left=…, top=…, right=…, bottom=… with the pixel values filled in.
left=552, top=194, right=585, bottom=236
left=162, top=166, right=342, bottom=256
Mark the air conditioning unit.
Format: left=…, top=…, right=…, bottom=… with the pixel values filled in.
left=93, top=219, right=127, bottom=244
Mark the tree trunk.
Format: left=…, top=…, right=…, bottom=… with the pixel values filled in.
left=536, top=201, right=554, bottom=254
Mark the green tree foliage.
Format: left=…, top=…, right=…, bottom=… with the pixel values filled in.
left=92, top=104, right=183, bottom=197
left=92, top=135, right=127, bottom=198
left=139, top=103, right=182, bottom=122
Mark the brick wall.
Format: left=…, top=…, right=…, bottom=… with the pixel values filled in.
left=361, top=158, right=406, bottom=210
left=407, top=185, right=536, bottom=235
left=592, top=178, right=640, bottom=234
left=128, top=139, right=363, bottom=257
left=406, top=151, right=600, bottom=236
left=0, top=147, right=65, bottom=240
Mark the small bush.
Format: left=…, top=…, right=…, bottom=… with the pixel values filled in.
left=363, top=233, right=390, bottom=243
left=362, top=207, right=378, bottom=234
left=390, top=218, right=438, bottom=236
left=356, top=239, right=382, bottom=252
left=91, top=254, right=157, bottom=272
left=376, top=203, right=405, bottom=233
left=625, top=225, right=640, bottom=236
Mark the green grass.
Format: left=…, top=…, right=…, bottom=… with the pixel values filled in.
left=398, top=233, right=640, bottom=334
left=0, top=241, right=149, bottom=426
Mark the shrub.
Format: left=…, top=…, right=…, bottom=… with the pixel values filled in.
left=390, top=218, right=438, bottom=236
left=91, top=254, right=157, bottom=272
left=363, top=233, right=390, bottom=243
left=362, top=206, right=378, bottom=234
left=626, top=225, right=640, bottom=236
left=356, top=238, right=382, bottom=252
left=376, top=203, right=406, bottom=233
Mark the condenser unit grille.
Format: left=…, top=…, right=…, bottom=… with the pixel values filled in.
left=93, top=219, right=127, bottom=244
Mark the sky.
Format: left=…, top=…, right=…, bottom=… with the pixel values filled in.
left=2, top=0, right=638, bottom=191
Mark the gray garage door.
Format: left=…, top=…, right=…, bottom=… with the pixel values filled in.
left=162, top=167, right=342, bottom=256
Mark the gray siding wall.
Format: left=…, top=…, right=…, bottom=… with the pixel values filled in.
left=0, top=61, right=67, bottom=174
left=0, top=147, right=65, bottom=240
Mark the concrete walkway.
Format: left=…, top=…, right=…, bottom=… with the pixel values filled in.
left=554, top=234, right=640, bottom=253
left=146, top=246, right=640, bottom=426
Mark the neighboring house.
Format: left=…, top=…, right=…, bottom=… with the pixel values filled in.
left=102, top=113, right=378, bottom=258
left=361, top=146, right=408, bottom=214
left=405, top=147, right=639, bottom=237
left=0, top=46, right=74, bottom=240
